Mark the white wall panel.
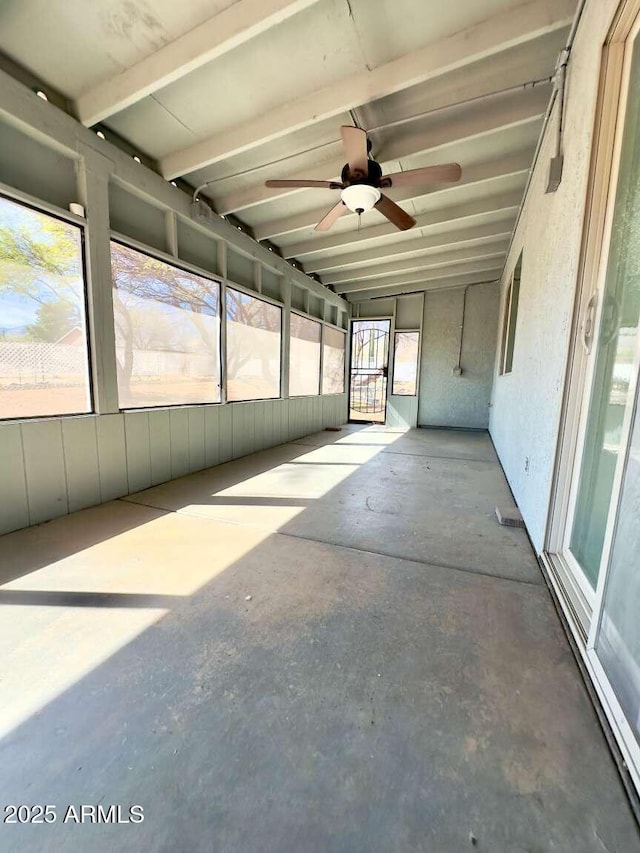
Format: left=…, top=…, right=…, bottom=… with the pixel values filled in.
left=253, top=402, right=266, bottom=452
left=387, top=397, right=418, bottom=429
left=204, top=406, right=221, bottom=468
left=148, top=409, right=172, bottom=486
left=124, top=411, right=152, bottom=493
left=218, top=404, right=234, bottom=463
left=62, top=417, right=101, bottom=513
left=1, top=394, right=347, bottom=536
left=21, top=420, right=68, bottom=524
left=187, top=407, right=206, bottom=472
left=169, top=408, right=190, bottom=479
left=0, top=423, right=29, bottom=535
left=96, top=414, right=128, bottom=501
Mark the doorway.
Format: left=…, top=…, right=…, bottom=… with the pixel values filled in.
left=546, top=1, right=640, bottom=792
left=349, top=319, right=390, bottom=423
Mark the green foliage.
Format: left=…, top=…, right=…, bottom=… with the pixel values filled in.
left=0, top=217, right=79, bottom=279
left=0, top=212, right=83, bottom=341
left=27, top=300, right=80, bottom=342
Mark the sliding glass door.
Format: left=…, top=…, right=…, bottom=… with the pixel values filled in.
left=594, top=388, right=640, bottom=752
left=552, top=4, right=640, bottom=790
left=568, top=28, right=640, bottom=594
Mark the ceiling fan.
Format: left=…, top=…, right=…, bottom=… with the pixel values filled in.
left=264, top=125, right=462, bottom=232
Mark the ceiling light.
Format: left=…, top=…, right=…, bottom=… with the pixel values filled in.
left=170, top=180, right=177, bottom=187
left=237, top=225, right=242, bottom=230
left=340, top=184, right=380, bottom=214
left=268, top=247, right=273, bottom=252
left=133, top=155, right=141, bottom=164
left=96, top=130, right=106, bottom=139
left=35, top=90, right=48, bottom=101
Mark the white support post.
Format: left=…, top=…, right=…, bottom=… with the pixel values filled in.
left=282, top=278, right=292, bottom=399
left=76, top=148, right=119, bottom=414
left=165, top=210, right=178, bottom=257
left=220, top=278, right=228, bottom=405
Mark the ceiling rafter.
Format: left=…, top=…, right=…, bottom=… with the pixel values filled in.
left=213, top=84, right=549, bottom=214
left=256, top=150, right=532, bottom=241
left=305, top=221, right=515, bottom=273
left=326, top=242, right=510, bottom=289
left=75, top=0, right=321, bottom=126
left=344, top=270, right=502, bottom=302
left=283, top=189, right=524, bottom=258
left=336, top=257, right=503, bottom=294
left=160, top=0, right=574, bottom=178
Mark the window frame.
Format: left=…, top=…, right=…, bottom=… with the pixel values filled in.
left=110, top=236, right=223, bottom=411
left=321, top=324, right=347, bottom=395
left=499, top=251, right=522, bottom=376
left=289, top=310, right=322, bottom=398
left=225, top=283, right=283, bottom=403
left=392, top=330, right=420, bottom=396
left=0, top=190, right=93, bottom=422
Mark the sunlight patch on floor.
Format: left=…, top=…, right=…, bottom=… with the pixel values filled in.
left=0, top=511, right=272, bottom=738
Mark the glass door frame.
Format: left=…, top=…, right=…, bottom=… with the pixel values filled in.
left=544, top=0, right=640, bottom=791
left=348, top=316, right=392, bottom=424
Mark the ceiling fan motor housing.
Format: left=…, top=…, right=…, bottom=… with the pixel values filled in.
left=340, top=158, right=384, bottom=213
left=340, top=158, right=383, bottom=186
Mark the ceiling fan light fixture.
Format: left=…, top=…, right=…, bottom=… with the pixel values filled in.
left=340, top=184, right=380, bottom=214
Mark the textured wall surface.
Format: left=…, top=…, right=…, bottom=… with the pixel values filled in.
left=418, top=283, right=499, bottom=429
left=489, top=0, right=620, bottom=553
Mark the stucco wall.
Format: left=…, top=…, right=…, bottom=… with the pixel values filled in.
left=419, top=282, right=499, bottom=429
left=489, top=0, right=620, bottom=552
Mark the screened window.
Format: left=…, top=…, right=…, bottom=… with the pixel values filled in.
left=111, top=242, right=220, bottom=408
left=226, top=287, right=281, bottom=401
left=500, top=252, right=522, bottom=375
left=322, top=327, right=346, bottom=394
left=290, top=313, right=321, bottom=396
left=0, top=195, right=90, bottom=419
left=392, top=331, right=419, bottom=395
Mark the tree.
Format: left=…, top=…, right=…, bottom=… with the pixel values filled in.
left=27, top=299, right=80, bottom=342
left=0, top=213, right=83, bottom=341
left=110, top=243, right=221, bottom=396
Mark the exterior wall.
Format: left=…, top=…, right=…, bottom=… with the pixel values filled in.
left=489, top=0, right=620, bottom=552
left=0, top=69, right=348, bottom=536
left=418, top=282, right=499, bottom=429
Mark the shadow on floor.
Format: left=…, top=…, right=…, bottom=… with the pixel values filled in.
left=0, top=427, right=638, bottom=852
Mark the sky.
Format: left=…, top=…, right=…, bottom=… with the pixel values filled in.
left=0, top=195, right=82, bottom=334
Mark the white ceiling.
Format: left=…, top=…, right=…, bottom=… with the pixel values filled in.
left=0, top=0, right=577, bottom=299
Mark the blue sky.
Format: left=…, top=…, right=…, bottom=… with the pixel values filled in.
left=0, top=293, right=37, bottom=331
left=0, top=195, right=82, bottom=334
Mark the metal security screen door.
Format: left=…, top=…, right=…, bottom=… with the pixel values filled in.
left=349, top=319, right=390, bottom=423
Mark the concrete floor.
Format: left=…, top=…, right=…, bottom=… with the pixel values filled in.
left=0, top=426, right=638, bottom=852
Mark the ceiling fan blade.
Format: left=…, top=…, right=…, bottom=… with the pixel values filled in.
left=265, top=179, right=342, bottom=189
left=315, top=201, right=347, bottom=232
left=383, top=163, right=462, bottom=188
left=375, top=194, right=416, bottom=231
left=341, top=125, right=368, bottom=176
